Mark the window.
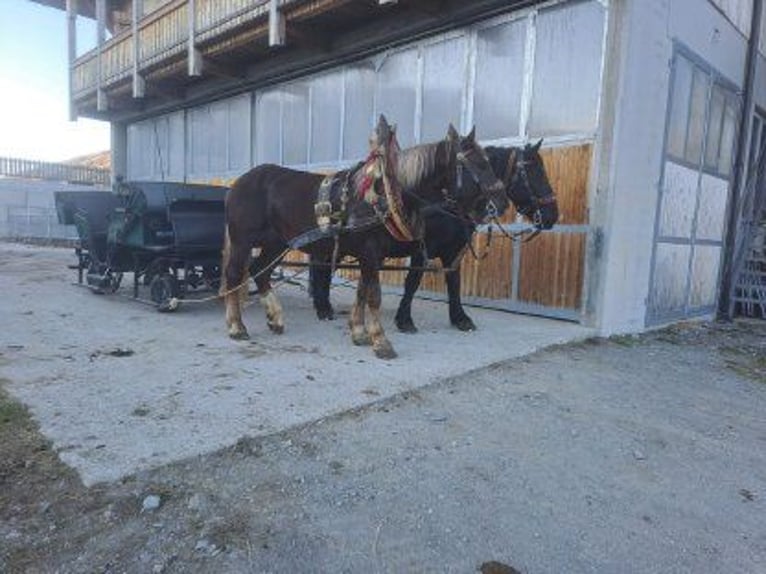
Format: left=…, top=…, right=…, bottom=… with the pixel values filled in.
left=666, top=57, right=693, bottom=160
left=529, top=0, right=605, bottom=136
left=473, top=19, right=526, bottom=140
left=375, top=48, right=418, bottom=148
left=255, top=89, right=281, bottom=165
left=343, top=65, right=375, bottom=161
left=310, top=72, right=343, bottom=164
left=685, top=68, right=710, bottom=166
left=421, top=36, right=466, bottom=142
left=282, top=82, right=309, bottom=166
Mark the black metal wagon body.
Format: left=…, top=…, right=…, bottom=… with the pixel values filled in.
left=55, top=181, right=228, bottom=310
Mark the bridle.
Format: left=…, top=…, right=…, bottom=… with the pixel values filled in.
left=450, top=143, right=506, bottom=222
left=502, top=147, right=556, bottom=230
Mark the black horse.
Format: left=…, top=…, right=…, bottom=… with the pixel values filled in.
left=221, top=116, right=507, bottom=359
left=310, top=141, right=558, bottom=333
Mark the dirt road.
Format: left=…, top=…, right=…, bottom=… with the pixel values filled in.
left=1, top=244, right=765, bottom=573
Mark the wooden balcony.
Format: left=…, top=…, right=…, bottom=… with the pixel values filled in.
left=68, top=0, right=533, bottom=120
left=72, top=0, right=352, bottom=117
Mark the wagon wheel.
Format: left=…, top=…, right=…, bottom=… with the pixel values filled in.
left=203, top=265, right=221, bottom=290
left=149, top=273, right=179, bottom=312
left=106, top=272, right=123, bottom=293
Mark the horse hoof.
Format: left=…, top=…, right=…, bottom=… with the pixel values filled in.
left=229, top=329, right=250, bottom=340
left=396, top=318, right=418, bottom=333
left=316, top=308, right=335, bottom=321
left=352, top=332, right=372, bottom=346
left=374, top=342, right=397, bottom=360
left=268, top=322, right=284, bottom=335
left=396, top=320, right=418, bottom=334
left=453, top=317, right=477, bottom=332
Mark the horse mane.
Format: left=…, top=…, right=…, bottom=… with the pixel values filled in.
left=395, top=142, right=443, bottom=194
left=484, top=146, right=514, bottom=182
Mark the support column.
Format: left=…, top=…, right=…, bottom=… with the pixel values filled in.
left=66, top=0, right=78, bottom=121
left=132, top=0, right=145, bottom=98
left=96, top=0, right=108, bottom=112
left=187, top=0, right=203, bottom=76
left=111, top=122, right=128, bottom=185
left=269, top=0, right=285, bottom=47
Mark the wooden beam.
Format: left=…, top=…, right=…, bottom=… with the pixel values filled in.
left=66, top=0, right=78, bottom=120
left=188, top=0, right=203, bottom=76
left=132, top=0, right=145, bottom=98
left=407, top=0, right=446, bottom=15
left=269, top=0, right=286, bottom=47
left=288, top=21, right=332, bottom=52
left=198, top=57, right=246, bottom=80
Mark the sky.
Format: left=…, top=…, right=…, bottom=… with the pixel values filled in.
left=0, top=1, right=110, bottom=162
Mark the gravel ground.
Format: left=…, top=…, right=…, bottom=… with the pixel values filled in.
left=1, top=243, right=765, bottom=573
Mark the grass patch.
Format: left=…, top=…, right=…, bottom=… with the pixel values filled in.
left=721, top=348, right=766, bottom=384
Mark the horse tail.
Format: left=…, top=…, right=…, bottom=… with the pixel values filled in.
left=219, top=225, right=232, bottom=296
left=220, top=224, right=251, bottom=305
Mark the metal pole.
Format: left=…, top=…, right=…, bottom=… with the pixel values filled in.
left=717, top=0, right=763, bottom=320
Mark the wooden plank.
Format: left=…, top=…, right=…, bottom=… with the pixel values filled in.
left=537, top=144, right=591, bottom=225
left=518, top=232, right=586, bottom=309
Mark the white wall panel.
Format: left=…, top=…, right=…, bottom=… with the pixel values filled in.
left=689, top=244, right=722, bottom=308
left=343, top=65, right=375, bottom=161
left=256, top=89, right=281, bottom=165
left=282, top=82, right=309, bottom=166
left=650, top=243, right=691, bottom=316
left=310, top=72, right=343, bottom=164
left=421, top=36, right=466, bottom=142
left=473, top=18, right=525, bottom=140
left=228, top=94, right=252, bottom=172
left=709, top=0, right=753, bottom=37
left=375, top=48, right=418, bottom=148
left=529, top=0, right=605, bottom=136
left=659, top=161, right=698, bottom=239
left=696, top=174, right=729, bottom=241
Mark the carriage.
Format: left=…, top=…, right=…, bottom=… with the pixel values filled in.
left=55, top=181, right=228, bottom=311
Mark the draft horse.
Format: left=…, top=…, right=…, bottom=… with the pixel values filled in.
left=221, top=116, right=507, bottom=359
left=311, top=140, right=558, bottom=333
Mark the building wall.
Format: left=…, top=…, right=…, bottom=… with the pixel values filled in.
left=125, top=0, right=608, bottom=320
left=120, top=0, right=758, bottom=331
left=594, top=0, right=750, bottom=334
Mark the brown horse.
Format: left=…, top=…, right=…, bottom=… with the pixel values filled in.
left=221, top=116, right=506, bottom=358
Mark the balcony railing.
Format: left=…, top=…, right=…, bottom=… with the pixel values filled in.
left=71, top=0, right=306, bottom=105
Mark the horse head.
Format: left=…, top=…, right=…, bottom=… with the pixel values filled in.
left=444, top=124, right=509, bottom=221
left=501, top=139, right=558, bottom=230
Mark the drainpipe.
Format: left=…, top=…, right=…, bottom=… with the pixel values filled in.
left=717, top=0, right=763, bottom=321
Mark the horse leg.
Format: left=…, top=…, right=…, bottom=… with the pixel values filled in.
left=253, top=242, right=287, bottom=335
left=444, top=250, right=475, bottom=331
left=363, top=263, right=397, bottom=359
left=310, top=255, right=335, bottom=321
left=349, top=273, right=371, bottom=346
left=221, top=229, right=252, bottom=340
left=395, top=249, right=425, bottom=333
